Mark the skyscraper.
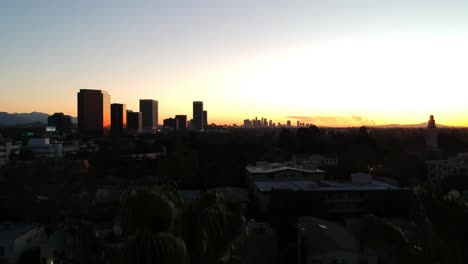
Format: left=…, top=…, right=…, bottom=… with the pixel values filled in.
left=175, top=115, right=187, bottom=130
left=139, top=99, right=158, bottom=132
left=77, top=89, right=111, bottom=136
left=203, top=110, right=208, bottom=128
left=127, top=110, right=142, bottom=133
left=163, top=118, right=177, bottom=130
left=287, top=120, right=291, bottom=127
left=111, top=103, right=127, bottom=135
left=193, top=101, right=204, bottom=130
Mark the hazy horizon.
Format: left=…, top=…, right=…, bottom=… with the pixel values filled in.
left=2, top=0, right=468, bottom=126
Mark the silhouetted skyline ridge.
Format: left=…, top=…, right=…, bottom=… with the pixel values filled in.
left=0, top=111, right=465, bottom=128
left=0, top=112, right=77, bottom=125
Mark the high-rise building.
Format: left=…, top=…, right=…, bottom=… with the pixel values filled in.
left=139, top=99, right=158, bottom=132
left=193, top=101, right=204, bottom=130
left=77, top=89, right=111, bottom=136
left=244, top=119, right=252, bottom=127
left=111, top=104, right=127, bottom=135
left=175, top=115, right=187, bottom=130
left=203, top=110, right=208, bottom=128
left=127, top=110, right=142, bottom=133
left=287, top=120, right=291, bottom=127
left=48, top=112, right=72, bottom=134
left=297, top=121, right=300, bottom=127
left=163, top=118, right=177, bottom=130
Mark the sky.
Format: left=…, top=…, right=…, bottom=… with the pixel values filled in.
left=1, top=0, right=468, bottom=126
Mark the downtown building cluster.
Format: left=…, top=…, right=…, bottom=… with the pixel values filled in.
left=77, top=89, right=208, bottom=136
left=243, top=116, right=292, bottom=128
left=242, top=117, right=315, bottom=128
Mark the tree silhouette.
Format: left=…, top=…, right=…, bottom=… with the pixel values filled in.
left=119, top=185, right=248, bottom=264
left=124, top=231, right=188, bottom=264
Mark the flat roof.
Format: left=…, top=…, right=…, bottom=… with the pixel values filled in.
left=246, top=164, right=324, bottom=174
left=255, top=180, right=401, bottom=192
left=0, top=224, right=39, bottom=241
left=426, top=159, right=468, bottom=167
left=79, top=89, right=109, bottom=94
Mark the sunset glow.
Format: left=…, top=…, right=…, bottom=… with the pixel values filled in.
left=1, top=1, right=468, bottom=126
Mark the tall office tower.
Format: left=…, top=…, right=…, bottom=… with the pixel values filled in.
left=287, top=120, right=291, bottom=127
left=77, top=89, right=111, bottom=136
left=193, top=101, right=204, bottom=130
left=297, top=121, right=300, bottom=127
left=48, top=112, right=72, bottom=134
left=126, top=110, right=142, bottom=133
left=203, top=110, right=208, bottom=128
left=269, top=120, right=273, bottom=127
left=163, top=118, right=177, bottom=130
left=175, top=115, right=187, bottom=130
left=139, top=99, right=158, bottom=132
left=111, top=104, right=127, bottom=135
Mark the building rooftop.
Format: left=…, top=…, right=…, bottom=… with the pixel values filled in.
left=246, top=162, right=324, bottom=174
left=427, top=157, right=468, bottom=167
left=79, top=89, right=109, bottom=94
left=255, top=180, right=401, bottom=192
left=208, top=187, right=249, bottom=204
left=0, top=224, right=39, bottom=241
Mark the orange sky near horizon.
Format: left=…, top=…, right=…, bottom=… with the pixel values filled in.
left=2, top=1, right=468, bottom=127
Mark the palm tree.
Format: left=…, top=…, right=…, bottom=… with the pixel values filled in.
left=182, top=192, right=249, bottom=264
left=120, top=188, right=175, bottom=236
left=124, top=230, right=188, bottom=264
left=61, top=221, right=104, bottom=264
left=120, top=185, right=249, bottom=264
left=357, top=215, right=414, bottom=264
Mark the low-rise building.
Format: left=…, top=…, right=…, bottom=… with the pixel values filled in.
left=28, top=138, right=63, bottom=158
left=27, top=138, right=80, bottom=159
left=250, top=169, right=407, bottom=216
left=246, top=161, right=325, bottom=182
left=297, top=154, right=339, bottom=168
left=0, top=160, right=95, bottom=220
left=426, top=153, right=468, bottom=180
left=0, top=224, right=49, bottom=264
left=0, top=142, right=20, bottom=167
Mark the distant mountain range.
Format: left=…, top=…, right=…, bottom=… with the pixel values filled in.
left=372, top=122, right=456, bottom=128
left=0, top=112, right=462, bottom=128
left=0, top=112, right=77, bottom=126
